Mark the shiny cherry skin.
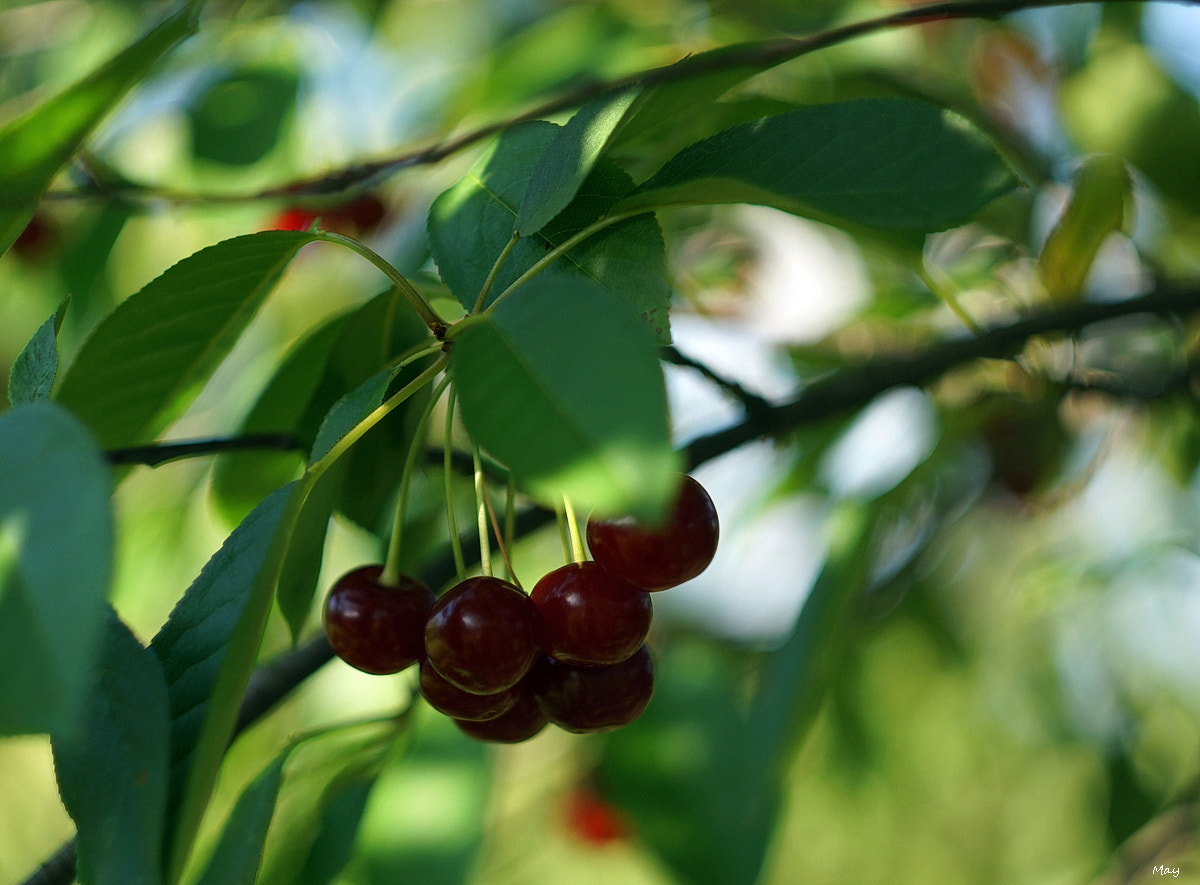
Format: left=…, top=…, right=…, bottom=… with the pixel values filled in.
left=586, top=475, right=718, bottom=591
left=531, top=562, right=651, bottom=665
left=454, top=690, right=547, bottom=744
left=322, top=565, right=434, bottom=675
left=534, top=646, right=655, bottom=734
left=424, top=575, right=540, bottom=695
left=419, top=659, right=519, bottom=722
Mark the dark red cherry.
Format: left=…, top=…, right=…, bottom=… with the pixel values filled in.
left=454, top=690, right=547, bottom=744
left=419, top=659, right=518, bottom=722
left=424, top=576, right=540, bottom=695
left=531, top=562, right=651, bottom=665
left=322, top=565, right=434, bottom=675
left=586, top=475, right=718, bottom=591
left=534, top=646, right=655, bottom=734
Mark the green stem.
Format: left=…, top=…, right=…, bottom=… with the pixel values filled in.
left=443, top=387, right=467, bottom=579
left=381, top=374, right=452, bottom=587
left=316, top=230, right=447, bottom=338
left=505, top=478, right=516, bottom=575
left=309, top=353, right=448, bottom=483
left=473, top=231, right=521, bottom=313
left=459, top=211, right=643, bottom=322
left=561, top=494, right=585, bottom=564
left=474, top=446, right=492, bottom=576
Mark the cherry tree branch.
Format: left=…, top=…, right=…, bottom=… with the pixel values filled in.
left=44, top=0, right=1193, bottom=206
left=104, top=433, right=302, bottom=467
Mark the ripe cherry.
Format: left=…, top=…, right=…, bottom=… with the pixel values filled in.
left=419, top=659, right=519, bottom=722
left=322, top=565, right=434, bottom=675
left=534, top=646, right=655, bottom=734
left=453, top=689, right=547, bottom=744
left=586, top=475, right=719, bottom=591
left=424, top=575, right=540, bottom=695
left=531, top=562, right=651, bottom=665
left=564, top=786, right=629, bottom=846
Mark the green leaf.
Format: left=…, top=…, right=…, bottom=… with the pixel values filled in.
left=276, top=463, right=340, bottom=644
left=8, top=297, right=69, bottom=406
left=451, top=275, right=677, bottom=519
left=429, top=122, right=672, bottom=342
left=616, top=98, right=1019, bottom=232
left=0, top=402, right=112, bottom=736
left=210, top=314, right=348, bottom=524
left=194, top=755, right=287, bottom=885
left=308, top=363, right=410, bottom=468
left=52, top=610, right=170, bottom=885
left=516, top=88, right=639, bottom=236
left=0, top=3, right=197, bottom=255
left=149, top=482, right=302, bottom=878
left=1039, top=154, right=1132, bottom=302
left=56, top=231, right=318, bottom=449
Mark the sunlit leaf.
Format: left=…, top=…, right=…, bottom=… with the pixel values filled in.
left=57, top=231, right=317, bottom=449
left=194, top=755, right=286, bottom=885
left=0, top=402, right=111, bottom=736
left=451, top=275, right=676, bottom=519
left=617, top=98, right=1019, bottom=232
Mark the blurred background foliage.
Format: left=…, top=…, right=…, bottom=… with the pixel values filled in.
left=4, top=0, right=1200, bottom=883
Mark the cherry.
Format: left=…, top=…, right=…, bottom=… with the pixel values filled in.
left=531, top=562, right=651, bottom=665
left=419, top=658, right=519, bottom=722
left=453, top=689, right=547, bottom=744
left=564, top=786, right=629, bottom=846
left=424, top=575, right=540, bottom=695
left=586, top=475, right=719, bottom=591
left=269, top=194, right=387, bottom=235
left=322, top=565, right=434, bottom=675
left=534, top=646, right=655, bottom=734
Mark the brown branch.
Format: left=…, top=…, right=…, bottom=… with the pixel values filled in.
left=105, top=433, right=302, bottom=467
left=42, top=0, right=1194, bottom=206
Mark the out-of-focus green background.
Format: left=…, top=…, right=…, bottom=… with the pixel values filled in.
left=4, top=0, right=1200, bottom=882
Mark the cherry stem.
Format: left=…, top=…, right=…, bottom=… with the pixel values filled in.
left=473, top=231, right=520, bottom=314
left=443, top=386, right=467, bottom=580
left=479, top=211, right=643, bottom=317
left=473, top=446, right=492, bottom=576
left=381, top=374, right=452, bottom=587
left=505, top=477, right=517, bottom=573
left=315, top=230, right=447, bottom=338
left=308, top=350, right=446, bottom=483
left=561, top=494, right=586, bottom=564
left=554, top=501, right=572, bottom=564
left=482, top=491, right=519, bottom=588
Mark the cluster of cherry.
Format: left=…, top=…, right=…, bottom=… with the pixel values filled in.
left=323, top=476, right=719, bottom=742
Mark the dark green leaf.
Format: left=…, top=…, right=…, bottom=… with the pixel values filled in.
left=516, top=88, right=638, bottom=236
left=0, top=402, right=112, bottom=735
left=188, top=66, right=298, bottom=167
left=8, top=297, right=69, bottom=406
left=451, top=275, right=677, bottom=519
left=210, top=314, right=348, bottom=524
left=280, top=776, right=374, bottom=885
left=0, top=3, right=197, bottom=254
left=617, top=98, right=1019, bottom=232
left=308, top=363, right=409, bottom=468
left=149, top=482, right=299, bottom=867
left=429, top=122, right=671, bottom=342
left=276, top=463, right=340, bottom=643
left=194, top=755, right=286, bottom=885
left=52, top=610, right=169, bottom=885
left=56, top=231, right=317, bottom=449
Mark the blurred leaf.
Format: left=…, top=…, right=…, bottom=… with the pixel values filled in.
left=194, top=755, right=286, bottom=885
left=745, top=500, right=877, bottom=786
left=8, top=297, right=69, bottom=406
left=1105, top=750, right=1160, bottom=846
left=0, top=402, right=112, bottom=736
left=429, top=122, right=671, bottom=341
left=150, top=482, right=303, bottom=880
left=1039, top=154, right=1132, bottom=302
left=0, top=2, right=196, bottom=253
left=56, top=231, right=318, bottom=449
left=189, top=66, right=297, bottom=167
left=617, top=98, right=1019, bottom=232
left=210, top=314, right=348, bottom=523
left=451, top=275, right=676, bottom=519
left=52, top=610, right=169, bottom=885
left=516, top=88, right=638, bottom=236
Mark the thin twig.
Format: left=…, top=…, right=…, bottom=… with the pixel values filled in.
left=105, top=433, right=301, bottom=467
